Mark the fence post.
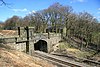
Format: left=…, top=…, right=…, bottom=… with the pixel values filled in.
left=25, top=26, right=29, bottom=53
left=61, top=29, right=63, bottom=39
left=18, top=27, right=20, bottom=37
left=48, top=31, right=50, bottom=39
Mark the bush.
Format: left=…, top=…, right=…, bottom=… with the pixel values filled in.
left=0, top=38, right=6, bottom=44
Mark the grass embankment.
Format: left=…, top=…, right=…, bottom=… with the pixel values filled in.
left=0, top=44, right=56, bottom=67
left=58, top=42, right=96, bottom=59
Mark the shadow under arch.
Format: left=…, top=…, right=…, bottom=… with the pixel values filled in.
left=34, top=40, right=48, bottom=52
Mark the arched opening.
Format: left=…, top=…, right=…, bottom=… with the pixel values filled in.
left=34, top=40, right=48, bottom=52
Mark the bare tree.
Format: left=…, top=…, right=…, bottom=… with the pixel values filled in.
left=4, top=15, right=20, bottom=29
left=0, top=0, right=7, bottom=6
left=0, top=0, right=11, bottom=8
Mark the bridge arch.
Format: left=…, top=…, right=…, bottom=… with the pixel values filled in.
left=34, top=40, right=48, bottom=52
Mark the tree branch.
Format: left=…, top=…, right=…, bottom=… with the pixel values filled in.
left=0, top=0, right=7, bottom=6
left=0, top=0, right=12, bottom=8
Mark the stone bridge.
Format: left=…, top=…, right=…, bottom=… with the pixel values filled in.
left=0, top=33, right=62, bottom=55
left=0, top=27, right=62, bottom=55
left=15, top=33, right=62, bottom=54
left=33, top=33, right=61, bottom=53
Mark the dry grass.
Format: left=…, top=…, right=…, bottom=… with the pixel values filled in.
left=92, top=53, right=100, bottom=61
left=0, top=30, right=17, bottom=37
left=57, top=42, right=96, bottom=59
left=66, top=48, right=94, bottom=58
left=0, top=45, right=56, bottom=67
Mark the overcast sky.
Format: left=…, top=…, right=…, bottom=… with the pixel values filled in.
left=0, top=0, right=100, bottom=22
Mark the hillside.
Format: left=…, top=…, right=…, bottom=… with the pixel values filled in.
left=0, top=44, right=56, bottom=67
left=0, top=30, right=17, bottom=37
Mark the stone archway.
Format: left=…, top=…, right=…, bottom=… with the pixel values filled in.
left=34, top=40, right=48, bottom=52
